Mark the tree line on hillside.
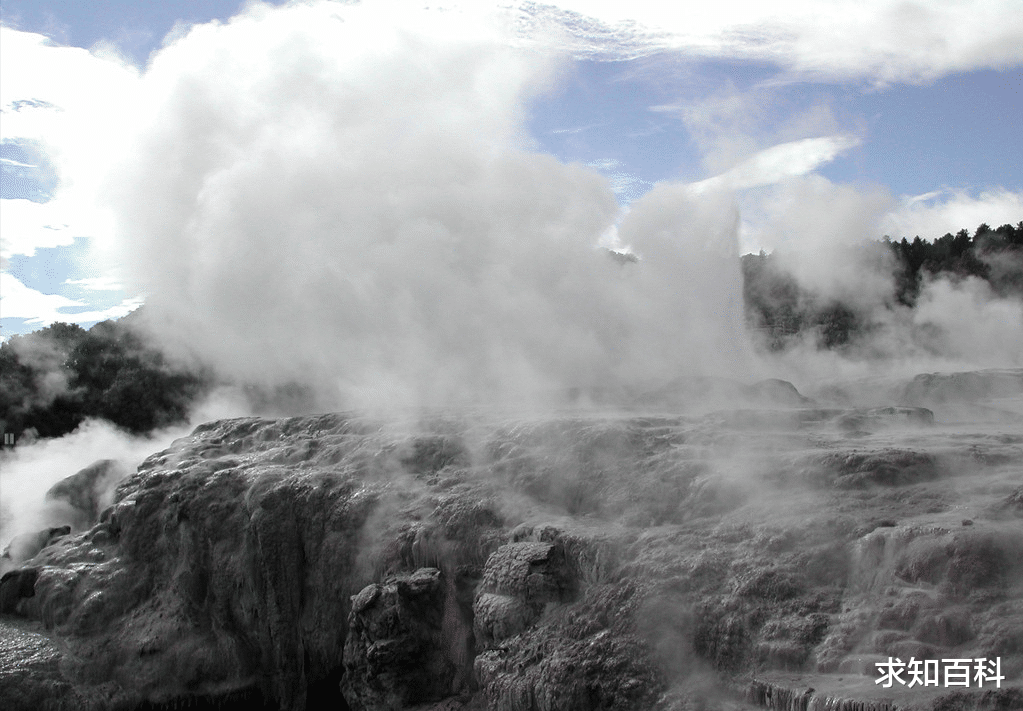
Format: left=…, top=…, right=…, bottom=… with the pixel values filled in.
left=2, top=222, right=1020, bottom=443
left=886, top=222, right=1023, bottom=304
left=743, top=222, right=1023, bottom=350
left=0, top=316, right=211, bottom=443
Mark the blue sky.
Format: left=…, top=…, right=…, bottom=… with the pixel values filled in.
left=2, top=0, right=1022, bottom=341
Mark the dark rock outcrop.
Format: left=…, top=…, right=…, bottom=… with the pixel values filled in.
left=747, top=378, right=814, bottom=407
left=0, top=567, right=39, bottom=614
left=343, top=568, right=461, bottom=709
left=809, top=448, right=943, bottom=488
left=835, top=406, right=935, bottom=433
left=473, top=541, right=575, bottom=650
left=999, top=486, right=1023, bottom=513
left=474, top=580, right=663, bottom=711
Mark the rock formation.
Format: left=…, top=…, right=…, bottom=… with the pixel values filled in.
left=1, top=373, right=1021, bottom=710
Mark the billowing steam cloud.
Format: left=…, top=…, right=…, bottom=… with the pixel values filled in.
left=107, top=2, right=753, bottom=411
left=7, top=0, right=1017, bottom=419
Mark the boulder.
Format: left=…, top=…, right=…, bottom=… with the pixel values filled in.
left=472, top=541, right=574, bottom=651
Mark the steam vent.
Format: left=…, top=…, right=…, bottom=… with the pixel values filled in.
left=2, top=371, right=1023, bottom=711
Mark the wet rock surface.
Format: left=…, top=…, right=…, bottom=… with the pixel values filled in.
left=1, top=371, right=1021, bottom=710
left=0, top=615, right=105, bottom=711
left=343, top=568, right=461, bottom=709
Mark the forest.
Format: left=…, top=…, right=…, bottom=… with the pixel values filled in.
left=0, top=314, right=210, bottom=442
left=1, top=222, right=1021, bottom=443
left=742, top=221, right=1023, bottom=349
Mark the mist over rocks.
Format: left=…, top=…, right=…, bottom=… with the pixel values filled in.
left=638, top=376, right=812, bottom=412
left=0, top=458, right=135, bottom=580
left=0, top=374, right=1020, bottom=710
left=43, top=459, right=126, bottom=533
left=0, top=527, right=69, bottom=578
left=901, top=370, right=1023, bottom=408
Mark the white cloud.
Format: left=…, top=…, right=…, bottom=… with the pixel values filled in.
left=0, top=27, right=139, bottom=262
left=0, top=273, right=142, bottom=328
left=586, top=159, right=653, bottom=203
left=689, top=135, right=860, bottom=193
left=657, top=81, right=850, bottom=180
left=512, top=0, right=1023, bottom=83
left=884, top=188, right=1023, bottom=239
left=0, top=274, right=82, bottom=320
left=0, top=196, right=115, bottom=259
left=3, top=2, right=1018, bottom=272
left=64, top=276, right=126, bottom=291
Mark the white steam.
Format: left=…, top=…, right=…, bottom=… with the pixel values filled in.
left=0, top=386, right=260, bottom=556
left=106, top=2, right=753, bottom=411
left=741, top=174, right=896, bottom=308
left=912, top=276, right=1023, bottom=367
left=0, top=419, right=179, bottom=554
left=736, top=173, right=1022, bottom=381
left=5, top=0, right=1019, bottom=421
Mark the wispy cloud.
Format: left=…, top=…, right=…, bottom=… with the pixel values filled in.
left=0, top=274, right=142, bottom=327
left=510, top=1, right=1023, bottom=84
left=65, top=276, right=125, bottom=291
left=586, top=158, right=654, bottom=203
left=688, top=135, right=860, bottom=193
left=884, top=188, right=1023, bottom=239
left=0, top=157, right=37, bottom=169
left=551, top=123, right=601, bottom=135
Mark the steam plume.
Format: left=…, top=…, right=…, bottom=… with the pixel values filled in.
left=107, top=2, right=754, bottom=412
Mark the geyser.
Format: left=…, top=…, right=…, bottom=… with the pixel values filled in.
left=107, top=1, right=752, bottom=412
